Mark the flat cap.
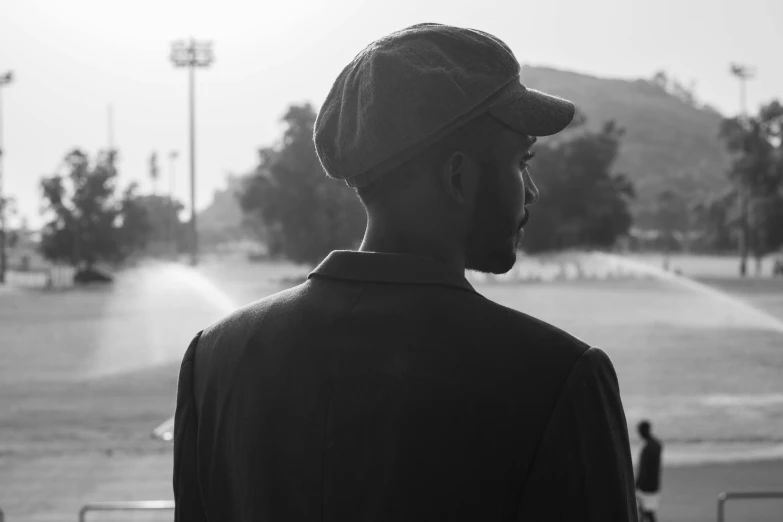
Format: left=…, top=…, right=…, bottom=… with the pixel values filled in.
left=314, top=23, right=575, bottom=188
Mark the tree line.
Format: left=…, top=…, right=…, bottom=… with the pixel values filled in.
left=37, top=149, right=189, bottom=270
left=34, top=97, right=782, bottom=273
left=238, top=104, right=637, bottom=265
left=654, top=100, right=783, bottom=275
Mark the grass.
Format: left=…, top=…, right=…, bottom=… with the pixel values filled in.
left=1, top=253, right=782, bottom=521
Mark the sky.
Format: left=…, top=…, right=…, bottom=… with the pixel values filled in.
left=1, top=0, right=781, bottom=228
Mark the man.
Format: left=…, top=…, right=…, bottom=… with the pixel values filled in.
left=636, top=420, right=663, bottom=522
left=174, top=23, right=637, bottom=521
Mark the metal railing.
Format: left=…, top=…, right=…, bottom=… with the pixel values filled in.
left=717, top=491, right=783, bottom=522
left=79, top=500, right=175, bottom=522
left=6, top=266, right=75, bottom=289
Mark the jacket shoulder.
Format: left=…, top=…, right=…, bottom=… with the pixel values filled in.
left=467, top=292, right=591, bottom=360
left=200, top=282, right=307, bottom=346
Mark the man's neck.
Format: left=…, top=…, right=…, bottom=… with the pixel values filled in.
left=359, top=220, right=465, bottom=275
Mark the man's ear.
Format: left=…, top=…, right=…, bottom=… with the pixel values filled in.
left=441, top=152, right=467, bottom=204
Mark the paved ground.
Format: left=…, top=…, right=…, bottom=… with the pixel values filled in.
left=1, top=254, right=782, bottom=521
left=3, top=451, right=782, bottom=521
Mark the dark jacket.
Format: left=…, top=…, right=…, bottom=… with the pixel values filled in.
left=174, top=251, right=637, bottom=521
left=636, top=438, right=663, bottom=493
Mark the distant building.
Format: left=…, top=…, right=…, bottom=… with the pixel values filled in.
left=6, top=226, right=48, bottom=271
left=5, top=226, right=74, bottom=288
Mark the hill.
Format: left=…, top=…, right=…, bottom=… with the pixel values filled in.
left=521, top=65, right=732, bottom=227
left=197, top=67, right=734, bottom=235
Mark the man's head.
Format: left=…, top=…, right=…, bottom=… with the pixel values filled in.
left=638, top=420, right=652, bottom=440
left=314, top=23, right=575, bottom=272
left=355, top=113, right=539, bottom=273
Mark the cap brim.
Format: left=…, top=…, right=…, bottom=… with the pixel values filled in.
left=488, top=84, right=575, bottom=137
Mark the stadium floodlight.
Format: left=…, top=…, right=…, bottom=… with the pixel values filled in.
left=170, top=39, right=214, bottom=266
left=729, top=63, right=756, bottom=118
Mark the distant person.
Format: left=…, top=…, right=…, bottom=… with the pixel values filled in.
left=174, top=23, right=637, bottom=521
left=636, top=420, right=663, bottom=522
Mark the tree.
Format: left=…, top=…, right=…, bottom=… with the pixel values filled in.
left=239, top=104, right=366, bottom=265
left=650, top=70, right=698, bottom=107
left=522, top=120, right=635, bottom=253
left=691, top=187, right=736, bottom=252
left=654, top=189, right=689, bottom=268
left=719, top=100, right=783, bottom=275
left=149, top=151, right=160, bottom=194
left=0, top=194, right=16, bottom=282
left=39, top=149, right=151, bottom=268
left=748, top=191, right=783, bottom=263
left=115, top=182, right=153, bottom=259
left=651, top=70, right=668, bottom=91
left=129, top=193, right=189, bottom=255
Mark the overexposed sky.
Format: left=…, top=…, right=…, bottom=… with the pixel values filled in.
left=1, top=0, right=781, bottom=227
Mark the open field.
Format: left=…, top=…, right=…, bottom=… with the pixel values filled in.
left=1, top=253, right=782, bottom=520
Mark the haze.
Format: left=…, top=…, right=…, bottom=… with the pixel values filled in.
left=1, top=0, right=780, bottom=227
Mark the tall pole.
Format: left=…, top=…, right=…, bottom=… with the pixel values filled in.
left=740, top=76, right=747, bottom=116
left=0, top=71, right=13, bottom=285
left=189, top=62, right=197, bottom=266
left=730, top=63, right=756, bottom=277
left=170, top=38, right=213, bottom=267
left=168, top=150, right=179, bottom=258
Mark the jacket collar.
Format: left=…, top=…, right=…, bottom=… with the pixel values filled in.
left=308, top=250, right=477, bottom=294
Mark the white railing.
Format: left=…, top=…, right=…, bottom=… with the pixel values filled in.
left=79, top=500, right=175, bottom=522
left=6, top=266, right=75, bottom=289
left=717, top=491, right=783, bottom=522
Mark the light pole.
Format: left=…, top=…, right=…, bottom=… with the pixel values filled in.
left=0, top=70, right=13, bottom=285
left=730, top=63, right=756, bottom=277
left=168, top=150, right=179, bottom=258
left=170, top=39, right=214, bottom=266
